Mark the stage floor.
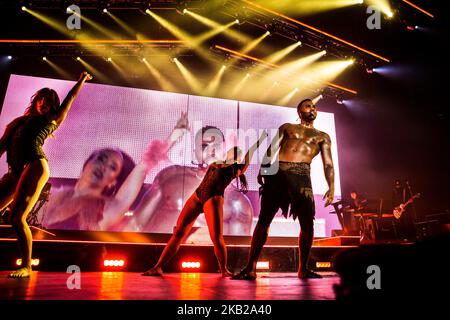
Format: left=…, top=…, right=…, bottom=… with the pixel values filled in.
left=0, top=271, right=339, bottom=300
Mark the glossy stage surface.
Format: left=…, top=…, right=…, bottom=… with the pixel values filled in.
left=0, top=271, right=339, bottom=300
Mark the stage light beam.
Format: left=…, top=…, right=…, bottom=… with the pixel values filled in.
left=24, top=8, right=73, bottom=36
left=241, top=32, right=271, bottom=55
left=312, top=94, right=323, bottom=104
left=366, top=0, right=394, bottom=18
left=142, top=59, right=177, bottom=92
left=106, top=11, right=137, bottom=36
left=78, top=58, right=109, bottom=83
left=265, top=41, right=302, bottom=64
left=204, top=65, right=227, bottom=96
left=277, top=87, right=299, bottom=106
left=230, top=73, right=251, bottom=97
left=74, top=11, right=121, bottom=39
left=173, top=58, right=203, bottom=93
left=145, top=9, right=215, bottom=62
left=44, top=58, right=73, bottom=79
left=184, top=9, right=251, bottom=43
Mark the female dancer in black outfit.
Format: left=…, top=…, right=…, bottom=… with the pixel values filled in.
left=143, top=131, right=268, bottom=277
left=0, top=71, right=92, bottom=277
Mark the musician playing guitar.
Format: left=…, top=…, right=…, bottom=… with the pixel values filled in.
left=392, top=179, right=417, bottom=241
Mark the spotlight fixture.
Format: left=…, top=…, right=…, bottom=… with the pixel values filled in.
left=181, top=260, right=201, bottom=270
left=366, top=67, right=374, bottom=74
left=107, top=57, right=112, bottom=62
left=42, top=56, right=47, bottom=61
left=76, top=56, right=81, bottom=61
left=256, top=261, right=270, bottom=270
left=175, top=1, right=188, bottom=15
left=7, top=55, right=12, bottom=60
left=104, top=259, right=125, bottom=267
left=139, top=1, right=151, bottom=14
left=98, top=0, right=110, bottom=14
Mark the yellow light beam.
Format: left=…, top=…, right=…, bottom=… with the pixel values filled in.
left=242, top=41, right=302, bottom=84
left=204, top=65, right=227, bottom=96
left=231, top=73, right=251, bottom=97
left=241, top=32, right=270, bottom=54
left=192, top=20, right=237, bottom=46
left=366, top=0, right=394, bottom=17
left=276, top=87, right=299, bottom=105
left=289, top=59, right=356, bottom=94
left=146, top=10, right=193, bottom=44
left=312, top=94, right=323, bottom=105
left=44, top=58, right=72, bottom=79
left=243, top=0, right=390, bottom=62
left=173, top=58, right=203, bottom=93
left=142, top=59, right=177, bottom=92
left=23, top=8, right=72, bottom=36
left=108, top=58, right=131, bottom=82
left=265, top=41, right=302, bottom=63
left=78, top=58, right=109, bottom=83
left=106, top=11, right=139, bottom=36
left=258, top=81, right=279, bottom=102
left=266, top=50, right=326, bottom=82
left=184, top=9, right=252, bottom=44
left=402, top=0, right=434, bottom=18
left=146, top=9, right=214, bottom=62
left=214, top=45, right=278, bottom=68
left=74, top=12, right=122, bottom=39
left=214, top=46, right=355, bottom=94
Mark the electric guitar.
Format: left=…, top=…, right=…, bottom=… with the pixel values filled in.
left=393, top=193, right=420, bottom=219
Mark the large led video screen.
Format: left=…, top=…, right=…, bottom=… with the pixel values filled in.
left=0, top=74, right=342, bottom=240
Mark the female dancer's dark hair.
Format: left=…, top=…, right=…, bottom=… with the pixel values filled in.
left=25, top=88, right=61, bottom=116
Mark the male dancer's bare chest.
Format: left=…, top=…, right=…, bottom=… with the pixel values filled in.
left=279, top=126, right=322, bottom=162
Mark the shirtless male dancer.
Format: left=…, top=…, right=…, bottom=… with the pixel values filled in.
left=232, top=98, right=335, bottom=280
